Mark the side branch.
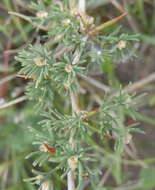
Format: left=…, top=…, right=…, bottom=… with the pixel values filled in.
left=0, top=96, right=27, bottom=109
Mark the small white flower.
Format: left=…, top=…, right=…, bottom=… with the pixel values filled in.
left=85, top=16, right=94, bottom=25
left=36, top=11, right=48, bottom=19
left=117, top=40, right=126, bottom=50
left=65, top=64, right=73, bottom=73
left=70, top=8, right=79, bottom=16
left=62, top=19, right=71, bottom=26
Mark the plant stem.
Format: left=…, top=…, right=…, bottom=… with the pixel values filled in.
left=125, top=72, right=155, bottom=93
left=79, top=75, right=110, bottom=93
left=0, top=74, right=16, bottom=86
left=99, top=169, right=111, bottom=186
left=122, top=0, right=140, bottom=32
left=69, top=0, right=76, bottom=9
left=78, top=0, right=86, bottom=13
left=70, top=92, right=80, bottom=113
left=67, top=92, right=79, bottom=190
left=90, top=12, right=127, bottom=35
left=8, top=11, right=48, bottom=31
left=125, top=146, right=147, bottom=168
left=67, top=170, right=75, bottom=190
left=0, top=95, right=27, bottom=109
left=110, top=0, right=125, bottom=13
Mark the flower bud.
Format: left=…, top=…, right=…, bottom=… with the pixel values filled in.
left=36, top=175, right=43, bottom=180
left=40, top=144, right=48, bottom=152
left=62, top=19, right=71, bottom=26
left=117, top=40, right=126, bottom=50
left=41, top=181, right=50, bottom=190
left=68, top=156, right=78, bottom=170
left=64, top=82, right=70, bottom=89
left=124, top=133, right=132, bottom=144
left=34, top=58, right=47, bottom=67
left=76, top=110, right=88, bottom=119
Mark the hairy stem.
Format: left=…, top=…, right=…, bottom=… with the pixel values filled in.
left=78, top=0, right=86, bottom=13
left=67, top=170, right=75, bottom=190
left=67, top=92, right=79, bottom=190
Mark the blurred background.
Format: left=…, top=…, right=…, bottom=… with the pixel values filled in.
left=0, top=0, right=155, bottom=189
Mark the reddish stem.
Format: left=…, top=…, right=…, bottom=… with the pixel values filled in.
left=0, top=40, right=12, bottom=98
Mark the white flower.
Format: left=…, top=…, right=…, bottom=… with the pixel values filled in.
left=65, top=64, right=73, bottom=73
left=36, top=11, right=48, bottom=19
left=62, top=19, right=71, bottom=26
